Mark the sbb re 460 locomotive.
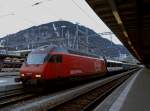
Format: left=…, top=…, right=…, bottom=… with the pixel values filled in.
left=16, top=45, right=107, bottom=85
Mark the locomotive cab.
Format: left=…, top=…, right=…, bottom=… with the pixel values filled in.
left=16, top=45, right=63, bottom=84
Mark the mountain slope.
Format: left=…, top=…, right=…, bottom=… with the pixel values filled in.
left=0, top=21, right=130, bottom=58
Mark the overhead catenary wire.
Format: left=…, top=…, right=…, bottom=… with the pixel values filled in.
left=31, top=0, right=63, bottom=22
left=71, top=0, right=102, bottom=28
left=0, top=0, right=62, bottom=30
left=70, top=0, right=118, bottom=44
left=32, top=0, right=55, bottom=6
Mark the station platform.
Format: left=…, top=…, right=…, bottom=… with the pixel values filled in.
left=0, top=76, right=19, bottom=86
left=94, top=67, right=150, bottom=111
left=0, top=72, right=21, bottom=92
left=0, top=72, right=19, bottom=86
left=0, top=72, right=19, bottom=77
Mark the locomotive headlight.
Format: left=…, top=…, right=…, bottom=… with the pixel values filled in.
left=21, top=74, right=25, bottom=76
left=35, top=74, right=41, bottom=78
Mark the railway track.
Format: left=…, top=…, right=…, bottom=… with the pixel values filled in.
left=0, top=87, right=38, bottom=108
left=0, top=68, right=139, bottom=111
left=52, top=74, right=130, bottom=111
left=0, top=93, right=36, bottom=108
left=52, top=69, right=138, bottom=111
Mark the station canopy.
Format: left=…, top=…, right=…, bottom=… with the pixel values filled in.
left=86, top=0, right=150, bottom=67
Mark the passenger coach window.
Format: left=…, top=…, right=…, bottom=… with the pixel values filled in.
left=49, top=55, right=62, bottom=63
left=107, top=62, right=111, bottom=67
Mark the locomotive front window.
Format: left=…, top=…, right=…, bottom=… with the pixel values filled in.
left=26, top=53, right=47, bottom=64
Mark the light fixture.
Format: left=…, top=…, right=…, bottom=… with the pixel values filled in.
left=35, top=74, right=41, bottom=78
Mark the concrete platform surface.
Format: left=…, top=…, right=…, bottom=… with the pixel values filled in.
left=94, top=68, right=150, bottom=111
left=120, top=68, right=150, bottom=111
left=0, top=76, right=22, bottom=92
left=0, top=72, right=19, bottom=77
left=0, top=76, right=19, bottom=86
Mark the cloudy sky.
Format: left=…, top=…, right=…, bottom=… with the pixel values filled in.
left=0, top=0, right=122, bottom=44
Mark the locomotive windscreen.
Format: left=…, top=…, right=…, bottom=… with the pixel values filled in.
left=26, top=53, right=47, bottom=64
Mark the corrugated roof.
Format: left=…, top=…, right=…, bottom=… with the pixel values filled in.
left=86, top=0, right=150, bottom=67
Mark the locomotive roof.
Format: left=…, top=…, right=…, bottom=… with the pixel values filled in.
left=67, top=49, right=100, bottom=58
left=33, top=45, right=101, bottom=59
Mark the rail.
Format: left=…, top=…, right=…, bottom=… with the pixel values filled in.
left=0, top=68, right=139, bottom=111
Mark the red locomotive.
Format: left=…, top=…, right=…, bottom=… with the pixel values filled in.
left=16, top=45, right=107, bottom=85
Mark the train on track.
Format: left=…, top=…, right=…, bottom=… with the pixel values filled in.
left=15, top=45, right=137, bottom=85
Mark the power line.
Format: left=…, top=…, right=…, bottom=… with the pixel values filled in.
left=32, top=0, right=55, bottom=6
left=32, top=0, right=63, bottom=21
left=71, top=0, right=117, bottom=44
left=71, top=0, right=99, bottom=27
